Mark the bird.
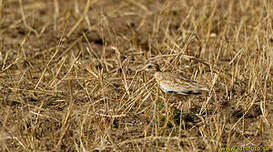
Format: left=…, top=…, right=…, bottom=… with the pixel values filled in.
left=141, top=62, right=209, bottom=96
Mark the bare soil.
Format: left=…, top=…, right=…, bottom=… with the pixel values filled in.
left=0, top=0, right=273, bottom=151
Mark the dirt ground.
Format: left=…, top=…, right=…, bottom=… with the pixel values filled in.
left=0, top=0, right=273, bottom=151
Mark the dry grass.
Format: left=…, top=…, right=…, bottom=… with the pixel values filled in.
left=0, top=0, right=273, bottom=151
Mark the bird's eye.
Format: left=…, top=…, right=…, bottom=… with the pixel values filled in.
left=147, top=65, right=152, bottom=68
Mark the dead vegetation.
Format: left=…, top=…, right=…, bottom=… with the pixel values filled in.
left=0, top=0, right=273, bottom=151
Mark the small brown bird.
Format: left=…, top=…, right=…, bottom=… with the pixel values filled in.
left=142, top=62, right=209, bottom=95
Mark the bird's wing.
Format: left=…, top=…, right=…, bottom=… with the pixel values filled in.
left=157, top=72, right=208, bottom=95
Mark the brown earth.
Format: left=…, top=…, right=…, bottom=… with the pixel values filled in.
left=0, top=0, right=273, bottom=151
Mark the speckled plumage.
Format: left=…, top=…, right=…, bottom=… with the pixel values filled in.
left=143, top=63, right=209, bottom=95
left=154, top=72, right=208, bottom=95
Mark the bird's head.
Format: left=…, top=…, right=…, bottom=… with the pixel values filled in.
left=142, top=62, right=161, bottom=72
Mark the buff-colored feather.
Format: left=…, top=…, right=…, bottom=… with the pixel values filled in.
left=143, top=63, right=209, bottom=95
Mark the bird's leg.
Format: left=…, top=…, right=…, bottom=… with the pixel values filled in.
left=164, top=93, right=167, bottom=107
left=176, top=96, right=185, bottom=111
left=176, top=96, right=192, bottom=112
left=177, top=101, right=182, bottom=111
left=188, top=97, right=192, bottom=110
left=164, top=93, right=170, bottom=118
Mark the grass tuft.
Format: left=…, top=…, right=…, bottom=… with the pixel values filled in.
left=0, top=0, right=272, bottom=151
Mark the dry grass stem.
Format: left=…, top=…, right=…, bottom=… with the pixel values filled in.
left=0, top=0, right=272, bottom=151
